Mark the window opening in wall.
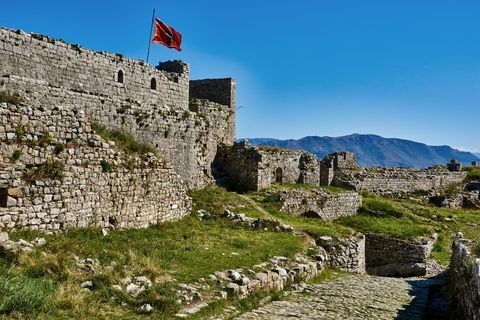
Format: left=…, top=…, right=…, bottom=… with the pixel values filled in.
left=0, top=188, right=8, bottom=207
left=150, top=78, right=157, bottom=90
left=275, top=168, right=283, bottom=183
left=117, top=70, right=124, bottom=83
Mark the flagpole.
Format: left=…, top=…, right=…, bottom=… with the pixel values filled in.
left=146, top=8, right=156, bottom=64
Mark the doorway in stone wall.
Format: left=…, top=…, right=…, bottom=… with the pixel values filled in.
left=275, top=168, right=283, bottom=183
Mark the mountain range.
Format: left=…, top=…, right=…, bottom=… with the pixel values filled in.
left=244, top=134, right=479, bottom=168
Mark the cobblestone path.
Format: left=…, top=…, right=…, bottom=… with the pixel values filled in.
left=235, top=275, right=445, bottom=320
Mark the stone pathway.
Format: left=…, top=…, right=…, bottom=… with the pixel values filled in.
left=234, top=275, right=445, bottom=320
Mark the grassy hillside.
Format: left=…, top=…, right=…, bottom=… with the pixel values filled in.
left=1, top=184, right=479, bottom=319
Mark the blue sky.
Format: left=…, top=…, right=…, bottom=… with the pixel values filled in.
left=1, top=1, right=479, bottom=151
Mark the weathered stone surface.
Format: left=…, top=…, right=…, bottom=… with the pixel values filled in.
left=0, top=26, right=236, bottom=190
left=278, top=188, right=362, bottom=220
left=0, top=231, right=8, bottom=243
left=365, top=233, right=437, bottom=277
left=235, top=275, right=444, bottom=320
left=332, top=167, right=466, bottom=195
left=430, top=191, right=480, bottom=209
left=317, top=234, right=366, bottom=274
left=466, top=181, right=480, bottom=191
left=449, top=233, right=480, bottom=320
left=0, top=103, right=191, bottom=231
left=214, top=141, right=320, bottom=191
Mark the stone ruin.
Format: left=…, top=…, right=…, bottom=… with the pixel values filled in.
left=215, top=141, right=466, bottom=195
left=447, top=159, right=462, bottom=172
left=0, top=25, right=471, bottom=232
left=278, top=189, right=362, bottom=221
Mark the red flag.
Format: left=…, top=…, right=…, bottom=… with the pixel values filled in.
left=152, top=17, right=182, bottom=51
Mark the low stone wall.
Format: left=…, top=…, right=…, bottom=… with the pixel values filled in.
left=0, top=103, right=191, bottom=231
left=450, top=233, right=480, bottom=320
left=429, top=191, right=480, bottom=210
left=333, top=167, right=466, bottom=195
left=365, top=233, right=437, bottom=277
left=175, top=254, right=321, bottom=317
left=278, top=189, right=362, bottom=220
left=317, top=234, right=366, bottom=273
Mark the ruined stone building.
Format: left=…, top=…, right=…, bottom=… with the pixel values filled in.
left=215, top=141, right=466, bottom=194
left=0, top=27, right=235, bottom=230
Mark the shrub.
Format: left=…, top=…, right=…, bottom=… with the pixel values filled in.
left=473, top=243, right=480, bottom=258
left=91, top=122, right=156, bottom=155
left=100, top=160, right=113, bottom=172
left=10, top=149, right=22, bottom=162
left=15, top=124, right=25, bottom=138
left=37, top=131, right=54, bottom=146
left=54, top=144, right=65, bottom=155
left=116, top=105, right=130, bottom=114
left=464, top=167, right=480, bottom=182
left=23, top=159, right=65, bottom=182
left=0, top=90, right=24, bottom=105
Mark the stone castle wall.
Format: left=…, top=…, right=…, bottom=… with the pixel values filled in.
left=0, top=102, right=191, bottom=231
left=0, top=27, right=236, bottom=189
left=365, top=233, right=437, bottom=277
left=332, top=167, right=466, bottom=195
left=450, top=234, right=480, bottom=320
left=278, top=189, right=362, bottom=221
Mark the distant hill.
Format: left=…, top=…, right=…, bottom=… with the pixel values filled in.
left=244, top=134, right=480, bottom=168
left=474, top=153, right=480, bottom=159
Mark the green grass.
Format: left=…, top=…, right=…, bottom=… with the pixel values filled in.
left=22, top=159, right=65, bottom=182
left=0, top=275, right=57, bottom=317
left=473, top=243, right=480, bottom=258
left=91, top=122, right=157, bottom=155
left=463, top=167, right=480, bottom=182
left=0, top=90, right=23, bottom=105
left=337, top=215, right=434, bottom=240
left=2, top=184, right=480, bottom=317
left=267, top=183, right=346, bottom=194
left=10, top=149, right=22, bottom=163
left=1, top=212, right=306, bottom=319
left=336, top=196, right=434, bottom=240
left=249, top=187, right=354, bottom=239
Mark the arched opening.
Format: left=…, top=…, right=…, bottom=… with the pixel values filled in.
left=117, top=70, right=124, bottom=83
left=302, top=210, right=321, bottom=219
left=150, top=77, right=157, bottom=90
left=275, top=168, right=283, bottom=184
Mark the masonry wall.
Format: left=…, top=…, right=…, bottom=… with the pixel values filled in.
left=214, top=142, right=261, bottom=191
left=0, top=103, right=191, bottom=231
left=190, top=78, right=236, bottom=110
left=278, top=189, right=362, bottom=221
left=317, top=234, right=366, bottom=274
left=450, top=234, right=480, bottom=320
left=215, top=142, right=320, bottom=191
left=332, top=167, right=466, bottom=195
left=0, top=27, right=236, bottom=190
left=365, top=233, right=437, bottom=277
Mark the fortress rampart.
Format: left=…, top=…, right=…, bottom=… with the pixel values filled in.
left=0, top=27, right=235, bottom=189
left=0, top=103, right=191, bottom=231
